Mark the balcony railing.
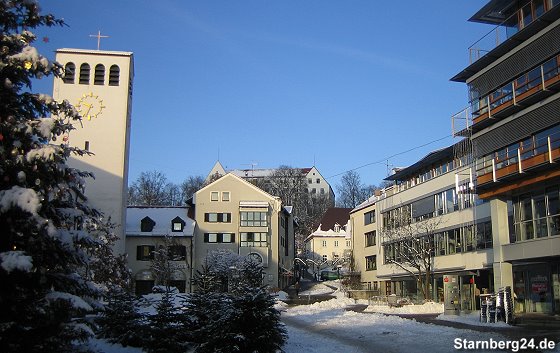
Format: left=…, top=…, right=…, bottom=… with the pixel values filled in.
left=452, top=54, right=560, bottom=135
left=475, top=129, right=560, bottom=186
left=469, top=0, right=560, bottom=64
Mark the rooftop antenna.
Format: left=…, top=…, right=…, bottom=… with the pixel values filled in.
left=241, top=162, right=258, bottom=176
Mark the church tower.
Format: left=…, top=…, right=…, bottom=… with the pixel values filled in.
left=52, top=48, right=134, bottom=253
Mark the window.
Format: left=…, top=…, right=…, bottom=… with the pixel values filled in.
left=334, top=240, right=339, bottom=247
left=94, top=64, right=105, bottom=85
left=211, top=192, right=219, bottom=201
left=204, top=213, right=231, bottom=223
left=311, top=188, right=316, bottom=194
left=513, top=187, right=560, bottom=242
left=109, top=64, right=120, bottom=86
left=169, top=280, right=186, bottom=293
left=316, top=178, right=320, bottom=183
left=308, top=178, right=312, bottom=184
left=365, top=231, right=376, bottom=247
left=135, top=280, right=154, bottom=296
left=84, top=141, right=90, bottom=151
left=240, top=232, right=268, bottom=247
left=79, top=63, right=90, bottom=84
left=140, top=216, right=155, bottom=232
left=322, top=255, right=328, bottom=262
left=365, top=255, right=377, bottom=271
left=168, top=245, right=186, bottom=260
left=240, top=211, right=267, bottom=227
left=171, top=216, right=185, bottom=231
left=320, top=188, right=325, bottom=194
left=346, top=240, right=351, bottom=247
left=364, top=210, right=375, bottom=225
left=476, top=221, right=493, bottom=249
left=204, top=233, right=235, bottom=243
left=322, top=240, right=327, bottom=247
left=222, top=191, right=230, bottom=201
left=136, top=245, right=155, bottom=261
left=63, top=62, right=75, bottom=84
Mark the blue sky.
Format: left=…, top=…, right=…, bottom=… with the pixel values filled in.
left=34, top=0, right=491, bottom=191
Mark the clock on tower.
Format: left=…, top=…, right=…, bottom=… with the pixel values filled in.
left=52, top=48, right=134, bottom=254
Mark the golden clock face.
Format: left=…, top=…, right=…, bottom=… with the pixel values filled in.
left=76, top=92, right=105, bottom=121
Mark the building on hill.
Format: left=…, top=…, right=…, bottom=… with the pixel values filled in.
left=205, top=161, right=335, bottom=206
left=126, top=206, right=194, bottom=295
left=304, top=208, right=352, bottom=276
left=53, top=48, right=134, bottom=254
left=191, top=173, right=296, bottom=289
left=451, top=0, right=560, bottom=316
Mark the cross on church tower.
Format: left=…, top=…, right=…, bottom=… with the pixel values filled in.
left=89, top=30, right=109, bottom=50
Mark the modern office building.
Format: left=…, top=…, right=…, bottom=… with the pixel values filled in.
left=376, top=145, right=492, bottom=309
left=451, top=0, right=560, bottom=316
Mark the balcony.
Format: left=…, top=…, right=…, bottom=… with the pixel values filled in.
left=469, top=0, right=560, bottom=65
left=475, top=128, right=560, bottom=187
left=452, top=54, right=560, bottom=136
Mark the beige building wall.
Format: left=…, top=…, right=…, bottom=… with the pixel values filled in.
left=193, top=174, right=294, bottom=289
left=305, top=233, right=350, bottom=262
left=350, top=200, right=380, bottom=289
left=53, top=49, right=134, bottom=254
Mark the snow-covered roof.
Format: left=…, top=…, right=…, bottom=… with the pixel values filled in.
left=228, top=167, right=313, bottom=178
left=126, top=206, right=194, bottom=237
left=304, top=221, right=351, bottom=242
left=351, top=195, right=377, bottom=213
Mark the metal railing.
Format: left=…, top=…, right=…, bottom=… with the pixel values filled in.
left=452, top=54, right=560, bottom=134
left=468, top=0, right=559, bottom=64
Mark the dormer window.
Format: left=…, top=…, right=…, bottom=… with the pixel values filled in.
left=172, top=216, right=185, bottom=232
left=141, top=216, right=156, bottom=232
left=334, top=223, right=341, bottom=232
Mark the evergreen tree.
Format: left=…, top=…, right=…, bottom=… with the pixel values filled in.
left=97, top=288, right=146, bottom=348
left=190, top=255, right=287, bottom=353
left=0, top=1, right=124, bottom=351
left=145, top=289, right=194, bottom=353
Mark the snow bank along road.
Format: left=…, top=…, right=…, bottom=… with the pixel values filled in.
left=277, top=298, right=560, bottom=353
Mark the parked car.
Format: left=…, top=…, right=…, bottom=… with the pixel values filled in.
left=320, top=270, right=340, bottom=281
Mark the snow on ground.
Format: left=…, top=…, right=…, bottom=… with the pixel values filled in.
left=436, top=311, right=511, bottom=327
left=299, top=282, right=336, bottom=296
left=86, top=338, right=144, bottom=353
left=364, top=301, right=444, bottom=315
left=76, top=283, right=560, bottom=353
left=281, top=296, right=521, bottom=353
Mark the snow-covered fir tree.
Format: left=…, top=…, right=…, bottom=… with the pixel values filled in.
left=191, top=251, right=287, bottom=353
left=0, top=1, right=127, bottom=351
left=97, top=288, right=146, bottom=348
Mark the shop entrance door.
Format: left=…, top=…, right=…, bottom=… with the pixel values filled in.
left=527, top=265, right=552, bottom=313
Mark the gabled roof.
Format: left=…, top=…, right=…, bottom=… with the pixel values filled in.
left=195, top=172, right=280, bottom=203
left=126, top=206, right=194, bottom=237
left=315, top=208, right=352, bottom=232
